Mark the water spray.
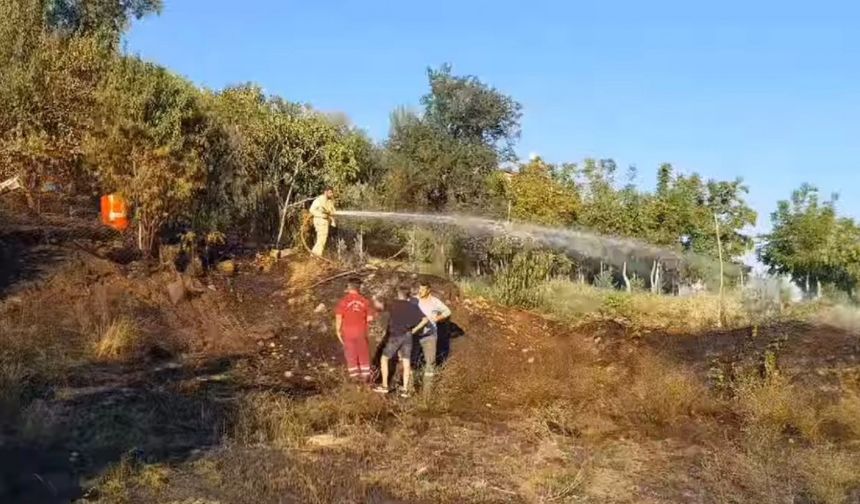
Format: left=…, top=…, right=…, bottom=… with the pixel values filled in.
left=335, top=210, right=683, bottom=270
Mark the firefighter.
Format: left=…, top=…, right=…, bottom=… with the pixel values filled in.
left=309, top=187, right=337, bottom=257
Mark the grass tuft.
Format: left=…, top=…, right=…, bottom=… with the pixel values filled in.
left=93, top=317, right=143, bottom=362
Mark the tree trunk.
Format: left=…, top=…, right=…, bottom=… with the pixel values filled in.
left=138, top=220, right=143, bottom=252
left=714, top=213, right=725, bottom=328
left=274, top=182, right=296, bottom=249
left=622, top=261, right=631, bottom=293
left=650, top=260, right=659, bottom=293
left=816, top=278, right=822, bottom=299
left=805, top=274, right=810, bottom=297
left=24, top=187, right=36, bottom=211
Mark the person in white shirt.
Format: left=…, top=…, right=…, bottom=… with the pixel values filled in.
left=412, top=280, right=452, bottom=386
left=309, top=188, right=336, bottom=256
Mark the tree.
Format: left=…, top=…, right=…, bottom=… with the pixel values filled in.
left=382, top=66, right=522, bottom=212
left=759, top=184, right=860, bottom=296
left=642, top=165, right=756, bottom=260
left=508, top=157, right=579, bottom=226
left=383, top=108, right=498, bottom=211
left=46, top=0, right=162, bottom=38
left=577, top=158, right=630, bottom=236
left=0, top=0, right=113, bottom=208
left=86, top=57, right=209, bottom=253
left=206, top=85, right=373, bottom=246
left=421, top=64, right=522, bottom=160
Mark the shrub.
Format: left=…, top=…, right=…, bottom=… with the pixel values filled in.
left=490, top=249, right=571, bottom=308
left=592, top=268, right=615, bottom=290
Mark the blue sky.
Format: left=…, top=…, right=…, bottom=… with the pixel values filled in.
left=125, top=0, right=860, bottom=237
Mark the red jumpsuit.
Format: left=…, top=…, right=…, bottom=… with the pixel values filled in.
left=335, top=291, right=376, bottom=380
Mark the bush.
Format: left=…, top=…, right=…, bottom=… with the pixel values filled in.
left=822, top=392, right=860, bottom=440
left=490, top=249, right=571, bottom=308
left=592, top=268, right=615, bottom=289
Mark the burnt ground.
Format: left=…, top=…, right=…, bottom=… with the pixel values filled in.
left=2, top=210, right=860, bottom=503
left=0, top=211, right=468, bottom=503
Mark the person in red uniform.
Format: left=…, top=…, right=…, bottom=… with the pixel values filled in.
left=334, top=277, right=376, bottom=382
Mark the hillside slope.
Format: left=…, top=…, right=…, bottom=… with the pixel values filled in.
left=2, top=213, right=860, bottom=503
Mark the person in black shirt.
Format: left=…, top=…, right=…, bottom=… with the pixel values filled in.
left=373, top=285, right=429, bottom=397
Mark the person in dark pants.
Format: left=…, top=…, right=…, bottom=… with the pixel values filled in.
left=372, top=286, right=429, bottom=398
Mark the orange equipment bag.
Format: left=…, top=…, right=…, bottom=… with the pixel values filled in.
left=100, top=193, right=129, bottom=231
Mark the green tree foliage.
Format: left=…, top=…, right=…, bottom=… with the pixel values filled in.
left=573, top=160, right=756, bottom=261
left=206, top=85, right=374, bottom=244
left=86, top=57, right=209, bottom=253
left=383, top=108, right=498, bottom=211
left=759, top=184, right=860, bottom=295
left=46, top=0, right=162, bottom=37
left=421, top=64, right=522, bottom=160
left=0, top=0, right=827, bottom=292
left=382, top=65, right=522, bottom=212
left=508, top=157, right=579, bottom=226
left=646, top=167, right=756, bottom=259
left=0, top=0, right=112, bottom=206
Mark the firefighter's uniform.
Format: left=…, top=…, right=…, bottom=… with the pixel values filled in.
left=309, top=193, right=336, bottom=256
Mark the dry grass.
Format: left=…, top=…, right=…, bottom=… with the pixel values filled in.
left=5, top=249, right=860, bottom=503
left=703, top=440, right=860, bottom=504
left=538, top=279, right=750, bottom=331
left=0, top=290, right=87, bottom=420
left=798, top=447, right=860, bottom=504
left=734, top=375, right=821, bottom=441
left=236, top=384, right=392, bottom=447
left=0, top=359, right=27, bottom=419
left=701, top=441, right=800, bottom=504
left=463, top=278, right=757, bottom=333
left=434, top=308, right=716, bottom=435
left=618, top=354, right=717, bottom=427
left=97, top=456, right=171, bottom=504
left=530, top=460, right=590, bottom=502
left=432, top=324, right=608, bottom=417
left=822, top=391, right=860, bottom=440
left=93, top=317, right=144, bottom=362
